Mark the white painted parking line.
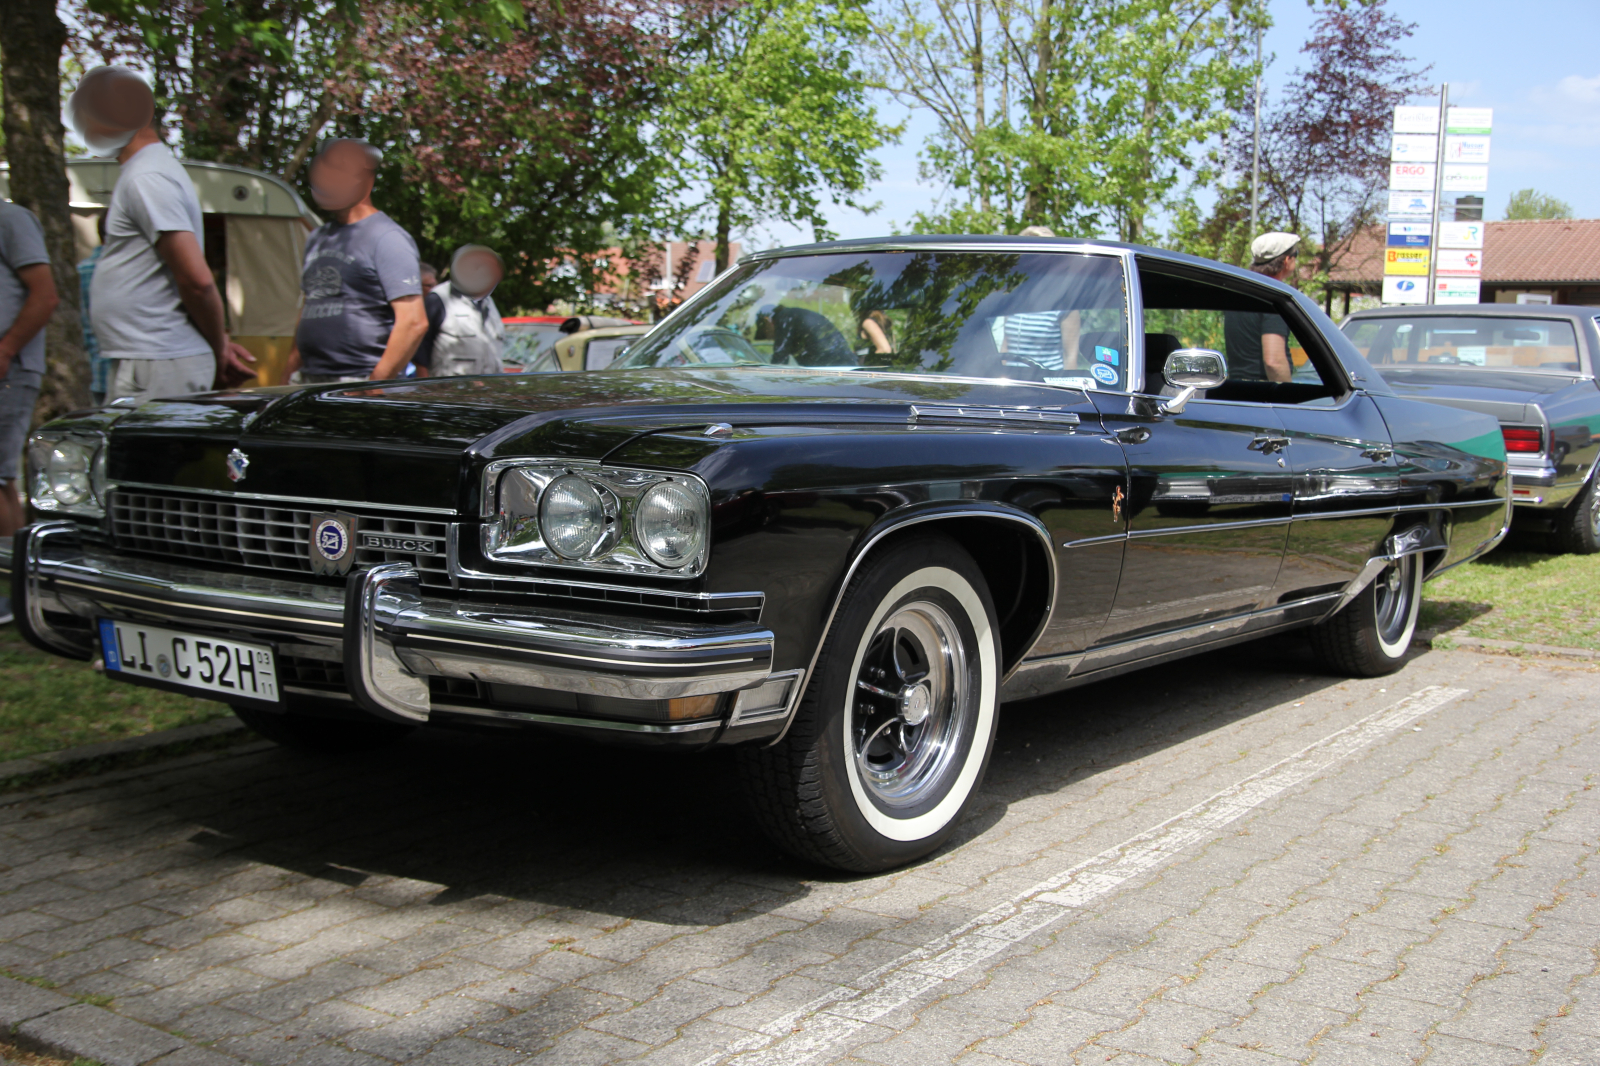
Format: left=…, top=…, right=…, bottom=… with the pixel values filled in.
left=708, top=684, right=1470, bottom=1066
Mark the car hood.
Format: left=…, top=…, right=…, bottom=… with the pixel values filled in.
left=1377, top=366, right=1586, bottom=423
left=105, top=369, right=1092, bottom=511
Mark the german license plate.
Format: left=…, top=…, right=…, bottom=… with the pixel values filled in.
left=98, top=619, right=280, bottom=703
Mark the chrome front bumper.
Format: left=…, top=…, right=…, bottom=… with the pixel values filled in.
left=12, top=522, right=781, bottom=734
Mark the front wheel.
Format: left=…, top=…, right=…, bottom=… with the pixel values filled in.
left=1309, top=552, right=1423, bottom=677
left=739, top=534, right=1001, bottom=872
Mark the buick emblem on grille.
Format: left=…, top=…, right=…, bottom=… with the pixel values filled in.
left=310, top=512, right=360, bottom=576
left=225, top=448, right=250, bottom=483
left=357, top=532, right=440, bottom=555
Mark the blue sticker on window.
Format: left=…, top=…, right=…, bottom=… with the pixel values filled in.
left=1090, top=362, right=1119, bottom=385
left=1095, top=345, right=1120, bottom=366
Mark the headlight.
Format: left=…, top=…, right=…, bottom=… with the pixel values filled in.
left=27, top=431, right=109, bottom=516
left=539, top=474, right=607, bottom=558
left=635, top=481, right=705, bottom=568
left=482, top=461, right=710, bottom=578
left=48, top=441, right=95, bottom=505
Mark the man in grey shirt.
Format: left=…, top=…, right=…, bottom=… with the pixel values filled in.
left=71, top=66, right=254, bottom=402
left=0, top=201, right=61, bottom=624
left=286, top=139, right=427, bottom=382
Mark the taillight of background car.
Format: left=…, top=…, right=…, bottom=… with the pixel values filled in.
left=1501, top=426, right=1543, bottom=454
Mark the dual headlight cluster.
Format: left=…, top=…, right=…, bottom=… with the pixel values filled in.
left=27, top=432, right=109, bottom=517
left=481, top=461, right=711, bottom=578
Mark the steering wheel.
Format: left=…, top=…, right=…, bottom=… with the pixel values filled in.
left=999, top=354, right=1053, bottom=381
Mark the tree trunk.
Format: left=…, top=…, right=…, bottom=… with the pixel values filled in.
left=0, top=0, right=90, bottom=425
left=715, top=197, right=733, bottom=274
left=1023, top=0, right=1055, bottom=223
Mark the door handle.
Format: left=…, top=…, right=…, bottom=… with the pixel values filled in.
left=1249, top=436, right=1290, bottom=454
left=1116, top=426, right=1152, bottom=444
left=1362, top=444, right=1394, bottom=462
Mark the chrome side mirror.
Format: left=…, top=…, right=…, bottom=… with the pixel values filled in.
left=1160, top=348, right=1227, bottom=414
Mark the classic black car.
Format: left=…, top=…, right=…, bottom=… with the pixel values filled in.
left=1343, top=304, right=1600, bottom=553
left=9, top=236, right=1509, bottom=872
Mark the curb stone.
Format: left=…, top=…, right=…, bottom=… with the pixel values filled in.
left=0, top=976, right=241, bottom=1066
left=1438, top=633, right=1599, bottom=661
left=0, top=718, right=247, bottom=788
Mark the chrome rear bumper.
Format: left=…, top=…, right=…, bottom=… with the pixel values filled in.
left=12, top=522, right=778, bottom=733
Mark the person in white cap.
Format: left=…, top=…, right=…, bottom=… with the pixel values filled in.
left=1223, top=232, right=1301, bottom=383
left=414, top=244, right=506, bottom=378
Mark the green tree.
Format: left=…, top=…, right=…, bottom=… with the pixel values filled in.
left=658, top=0, right=896, bottom=272
left=1504, top=189, right=1574, bottom=221
left=874, top=0, right=1257, bottom=239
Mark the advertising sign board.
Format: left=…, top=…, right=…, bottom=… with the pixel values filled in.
left=1387, top=227, right=1430, bottom=248
left=1435, top=278, right=1482, bottom=305
left=1383, top=277, right=1427, bottom=304
left=1385, top=248, right=1430, bottom=276
left=1438, top=221, right=1484, bottom=248
left=1393, top=106, right=1440, bottom=134
left=1391, top=134, right=1438, bottom=161
left=1444, top=136, right=1491, bottom=164
left=1389, top=162, right=1436, bottom=191
left=1436, top=249, right=1483, bottom=276
left=1442, top=164, right=1490, bottom=192
left=1446, top=107, right=1493, bottom=134
left=1388, top=191, right=1434, bottom=218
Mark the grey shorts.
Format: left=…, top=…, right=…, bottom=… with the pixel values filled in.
left=0, top=368, right=43, bottom=482
left=108, top=354, right=216, bottom=403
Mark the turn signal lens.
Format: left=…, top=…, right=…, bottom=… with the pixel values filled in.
left=538, top=474, right=606, bottom=558
left=1502, top=426, right=1543, bottom=453
left=634, top=480, right=705, bottom=568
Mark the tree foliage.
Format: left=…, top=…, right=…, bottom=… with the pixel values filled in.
left=874, top=0, right=1259, bottom=240
left=1245, top=0, right=1429, bottom=281
left=658, top=0, right=894, bottom=272
left=72, top=0, right=691, bottom=311
left=1504, top=188, right=1573, bottom=222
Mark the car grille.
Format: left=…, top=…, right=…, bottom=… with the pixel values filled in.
left=109, top=491, right=453, bottom=589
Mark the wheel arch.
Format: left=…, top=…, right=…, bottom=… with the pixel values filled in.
left=770, top=504, right=1056, bottom=746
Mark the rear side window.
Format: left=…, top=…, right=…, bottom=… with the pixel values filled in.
left=1344, top=316, right=1581, bottom=372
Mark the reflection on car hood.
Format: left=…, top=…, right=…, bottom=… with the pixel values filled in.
left=1377, top=366, right=1586, bottom=423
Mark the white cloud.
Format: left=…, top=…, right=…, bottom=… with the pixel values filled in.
left=1556, top=73, right=1600, bottom=105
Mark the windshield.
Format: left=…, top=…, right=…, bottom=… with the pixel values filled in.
left=1343, top=316, right=1583, bottom=373
left=613, top=250, right=1132, bottom=390
left=502, top=322, right=563, bottom=369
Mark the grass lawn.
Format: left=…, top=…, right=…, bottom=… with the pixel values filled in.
left=1422, top=546, right=1600, bottom=651
left=0, top=582, right=228, bottom=764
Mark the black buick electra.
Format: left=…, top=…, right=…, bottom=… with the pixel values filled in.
left=7, top=237, right=1510, bottom=871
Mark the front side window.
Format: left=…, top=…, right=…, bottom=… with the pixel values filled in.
left=1343, top=316, right=1582, bottom=372
left=614, top=251, right=1132, bottom=390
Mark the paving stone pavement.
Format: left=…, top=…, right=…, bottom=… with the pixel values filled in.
left=2, top=635, right=1597, bottom=1066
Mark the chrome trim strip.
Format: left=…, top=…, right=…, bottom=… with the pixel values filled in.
left=22, top=522, right=93, bottom=657
left=771, top=504, right=1059, bottom=746
left=411, top=633, right=762, bottom=671
left=53, top=576, right=344, bottom=629
left=446, top=520, right=766, bottom=611
left=1061, top=497, right=1512, bottom=548
left=1012, top=590, right=1345, bottom=675
left=352, top=563, right=432, bottom=722
left=747, top=240, right=1128, bottom=261
left=110, top=481, right=459, bottom=516
left=1121, top=247, right=1145, bottom=395
left=432, top=701, right=724, bottom=735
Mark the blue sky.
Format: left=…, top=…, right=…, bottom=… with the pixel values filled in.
left=758, top=0, right=1600, bottom=248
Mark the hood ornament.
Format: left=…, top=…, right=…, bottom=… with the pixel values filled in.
left=226, top=448, right=250, bottom=483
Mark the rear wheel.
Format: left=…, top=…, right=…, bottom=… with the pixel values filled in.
left=1309, top=553, right=1423, bottom=677
left=739, top=534, right=1000, bottom=872
left=1550, top=475, right=1600, bottom=555
left=231, top=701, right=416, bottom=754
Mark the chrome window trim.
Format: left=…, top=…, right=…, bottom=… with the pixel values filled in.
left=109, top=481, right=459, bottom=516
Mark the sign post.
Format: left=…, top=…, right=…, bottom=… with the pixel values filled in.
left=1385, top=94, right=1491, bottom=306
left=1424, top=84, right=1449, bottom=304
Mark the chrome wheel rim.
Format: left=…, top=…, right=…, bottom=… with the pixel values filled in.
left=851, top=600, right=969, bottom=809
left=1374, top=554, right=1417, bottom=647
left=1587, top=485, right=1600, bottom=539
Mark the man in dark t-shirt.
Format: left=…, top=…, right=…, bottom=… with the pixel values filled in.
left=1223, top=232, right=1300, bottom=383
left=286, top=139, right=427, bottom=382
